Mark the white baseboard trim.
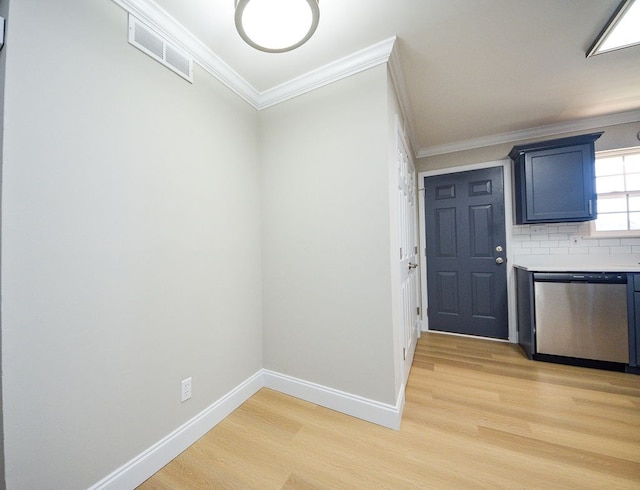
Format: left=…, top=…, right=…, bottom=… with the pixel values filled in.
left=263, top=370, right=404, bottom=431
left=90, top=369, right=406, bottom=488
left=89, top=370, right=264, bottom=490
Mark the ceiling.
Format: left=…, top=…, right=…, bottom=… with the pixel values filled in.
left=147, top=0, right=640, bottom=157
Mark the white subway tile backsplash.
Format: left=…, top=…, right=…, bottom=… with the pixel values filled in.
left=509, top=219, right=636, bottom=260
left=530, top=248, right=550, bottom=255
left=611, top=246, right=632, bottom=254
left=568, top=248, right=590, bottom=255
left=598, top=239, right=621, bottom=247
left=589, top=247, right=612, bottom=255
left=586, top=240, right=604, bottom=248
left=562, top=225, right=581, bottom=233
left=539, top=240, right=559, bottom=248
left=621, top=238, right=640, bottom=246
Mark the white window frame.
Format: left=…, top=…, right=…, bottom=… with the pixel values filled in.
left=589, top=146, right=640, bottom=237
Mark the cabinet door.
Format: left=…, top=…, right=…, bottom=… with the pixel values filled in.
left=515, top=268, right=534, bottom=359
left=633, top=279, right=640, bottom=367
left=524, top=143, right=596, bottom=223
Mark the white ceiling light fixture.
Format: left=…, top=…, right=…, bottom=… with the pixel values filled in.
left=235, top=0, right=320, bottom=53
left=587, top=0, right=640, bottom=56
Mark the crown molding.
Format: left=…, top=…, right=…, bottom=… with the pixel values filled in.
left=112, top=0, right=397, bottom=111
left=417, top=109, right=640, bottom=158
left=258, top=37, right=396, bottom=109
left=387, top=39, right=417, bottom=157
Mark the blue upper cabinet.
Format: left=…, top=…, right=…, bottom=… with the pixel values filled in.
left=509, top=132, right=603, bottom=224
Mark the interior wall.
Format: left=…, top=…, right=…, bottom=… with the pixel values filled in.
left=260, top=64, right=398, bottom=405
left=0, top=1, right=262, bottom=488
left=0, top=0, right=8, bottom=486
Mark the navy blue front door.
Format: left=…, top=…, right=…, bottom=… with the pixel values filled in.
left=424, top=166, right=508, bottom=339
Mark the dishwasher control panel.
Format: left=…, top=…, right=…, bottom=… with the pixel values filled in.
left=533, top=272, right=627, bottom=284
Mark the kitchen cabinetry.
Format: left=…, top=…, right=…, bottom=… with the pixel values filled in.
left=515, top=267, right=534, bottom=359
left=509, top=132, right=602, bottom=224
left=628, top=274, right=640, bottom=372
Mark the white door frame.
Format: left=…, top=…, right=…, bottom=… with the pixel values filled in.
left=418, top=159, right=518, bottom=343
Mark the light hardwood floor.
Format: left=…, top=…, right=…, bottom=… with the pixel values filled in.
left=139, top=333, right=640, bottom=489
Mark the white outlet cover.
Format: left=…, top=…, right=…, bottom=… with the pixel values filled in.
left=181, top=377, right=192, bottom=402
left=570, top=235, right=584, bottom=246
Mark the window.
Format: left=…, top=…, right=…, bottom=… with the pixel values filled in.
left=591, top=147, right=640, bottom=236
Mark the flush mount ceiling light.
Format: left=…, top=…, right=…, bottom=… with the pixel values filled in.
left=587, top=0, right=640, bottom=56
left=235, top=0, right=320, bottom=53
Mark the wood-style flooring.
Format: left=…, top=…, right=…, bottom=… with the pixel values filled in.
left=139, top=332, right=640, bottom=489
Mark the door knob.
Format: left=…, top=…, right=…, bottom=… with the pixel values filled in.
left=496, top=245, right=503, bottom=252
left=495, top=257, right=504, bottom=265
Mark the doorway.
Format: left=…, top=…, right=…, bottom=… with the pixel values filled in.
left=423, top=166, right=509, bottom=339
left=396, top=127, right=420, bottom=381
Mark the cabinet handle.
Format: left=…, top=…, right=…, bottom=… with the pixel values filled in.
left=589, top=199, right=593, bottom=215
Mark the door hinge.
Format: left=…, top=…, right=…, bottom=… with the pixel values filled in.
left=403, top=347, right=407, bottom=360
left=400, top=247, right=403, bottom=259
left=417, top=306, right=420, bottom=316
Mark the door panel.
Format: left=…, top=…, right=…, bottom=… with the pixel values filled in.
left=436, top=208, right=457, bottom=256
left=437, top=272, right=459, bottom=314
left=470, top=205, right=492, bottom=256
left=471, top=273, right=494, bottom=317
left=424, top=166, right=508, bottom=339
left=397, top=129, right=419, bottom=382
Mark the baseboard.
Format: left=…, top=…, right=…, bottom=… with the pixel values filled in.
left=263, top=370, right=404, bottom=430
left=90, top=369, right=405, bottom=488
left=89, top=370, right=264, bottom=490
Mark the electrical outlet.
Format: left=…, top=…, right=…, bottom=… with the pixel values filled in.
left=181, top=377, right=192, bottom=402
left=570, top=235, right=584, bottom=246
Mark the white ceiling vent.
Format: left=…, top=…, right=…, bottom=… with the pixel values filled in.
left=128, top=15, right=193, bottom=83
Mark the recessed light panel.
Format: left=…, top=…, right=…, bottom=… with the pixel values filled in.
left=588, top=0, right=640, bottom=56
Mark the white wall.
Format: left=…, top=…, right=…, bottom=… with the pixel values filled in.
left=1, top=1, right=262, bottom=488
left=260, top=64, right=399, bottom=405
left=0, top=0, right=8, bottom=485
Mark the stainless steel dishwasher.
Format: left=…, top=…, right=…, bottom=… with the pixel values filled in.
left=533, top=272, right=629, bottom=364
